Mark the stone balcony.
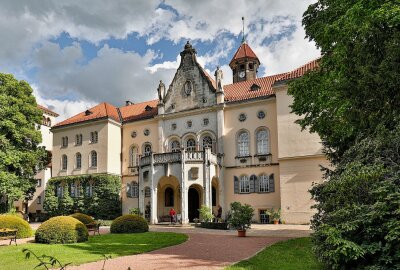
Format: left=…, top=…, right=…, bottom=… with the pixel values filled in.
left=139, top=150, right=220, bottom=168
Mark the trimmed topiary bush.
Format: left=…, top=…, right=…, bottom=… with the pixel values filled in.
left=35, top=216, right=89, bottom=244
left=0, top=215, right=33, bottom=238
left=69, top=213, right=95, bottom=225
left=110, top=214, right=148, bottom=233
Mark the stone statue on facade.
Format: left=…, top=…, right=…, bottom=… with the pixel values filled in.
left=214, top=66, right=224, bottom=92
left=157, top=80, right=166, bottom=103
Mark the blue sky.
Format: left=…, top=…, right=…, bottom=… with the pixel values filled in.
left=0, top=0, right=319, bottom=120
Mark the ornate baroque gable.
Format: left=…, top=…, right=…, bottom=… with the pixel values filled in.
left=161, top=42, right=217, bottom=114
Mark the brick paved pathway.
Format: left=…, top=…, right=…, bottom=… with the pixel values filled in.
left=68, top=233, right=288, bottom=270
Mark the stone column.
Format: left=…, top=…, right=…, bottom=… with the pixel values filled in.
left=180, top=149, right=188, bottom=224
left=203, top=147, right=211, bottom=208
left=150, top=187, right=158, bottom=224
left=216, top=108, right=225, bottom=216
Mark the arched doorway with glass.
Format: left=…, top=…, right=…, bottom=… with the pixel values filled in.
left=211, top=177, right=220, bottom=216
left=188, top=184, right=203, bottom=222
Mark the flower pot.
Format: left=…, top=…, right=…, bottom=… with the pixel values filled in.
left=273, top=220, right=279, bottom=225
left=237, top=229, right=246, bottom=237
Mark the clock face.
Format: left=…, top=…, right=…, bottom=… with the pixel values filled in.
left=239, top=71, right=245, bottom=78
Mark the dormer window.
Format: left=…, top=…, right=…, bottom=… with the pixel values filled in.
left=85, top=110, right=92, bottom=116
left=240, top=64, right=245, bottom=70
left=145, top=105, right=152, bottom=111
left=250, top=84, right=261, bottom=91
left=249, top=63, right=254, bottom=70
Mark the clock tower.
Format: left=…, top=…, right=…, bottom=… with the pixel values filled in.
left=229, top=41, right=260, bottom=83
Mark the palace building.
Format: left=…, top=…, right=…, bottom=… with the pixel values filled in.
left=50, top=41, right=328, bottom=224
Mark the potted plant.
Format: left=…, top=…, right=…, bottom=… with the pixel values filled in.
left=266, top=208, right=281, bottom=224
left=228, top=202, right=254, bottom=237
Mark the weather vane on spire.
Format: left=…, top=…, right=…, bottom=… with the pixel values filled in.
left=241, top=16, right=245, bottom=43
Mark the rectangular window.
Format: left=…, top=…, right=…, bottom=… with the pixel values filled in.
left=37, top=196, right=42, bottom=204
left=259, top=175, right=270, bottom=193
left=37, top=179, right=42, bottom=187
left=259, top=210, right=269, bottom=224
left=145, top=187, right=151, bottom=197
left=239, top=176, right=250, bottom=193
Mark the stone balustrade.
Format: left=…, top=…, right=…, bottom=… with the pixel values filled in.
left=139, top=151, right=220, bottom=167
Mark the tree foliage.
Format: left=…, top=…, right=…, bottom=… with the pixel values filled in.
left=0, top=73, right=47, bottom=212
left=288, top=1, right=400, bottom=268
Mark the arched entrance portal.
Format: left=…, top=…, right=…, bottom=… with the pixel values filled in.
left=188, top=186, right=200, bottom=222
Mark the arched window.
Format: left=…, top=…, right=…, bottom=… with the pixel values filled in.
left=256, top=129, right=269, bottom=155
left=47, top=117, right=51, bottom=127
left=61, top=155, right=68, bottom=170
left=237, top=131, right=250, bottom=157
left=42, top=116, right=46, bottom=125
left=62, top=136, right=69, bottom=147
left=143, top=143, right=152, bottom=156
left=170, top=140, right=180, bottom=152
left=127, top=181, right=138, bottom=198
left=75, top=153, right=82, bottom=169
left=130, top=146, right=138, bottom=167
left=90, top=151, right=97, bottom=167
left=259, top=174, right=270, bottom=193
left=186, top=138, right=196, bottom=151
left=165, top=187, right=174, bottom=206
left=201, top=136, right=213, bottom=152
left=239, top=175, right=250, bottom=193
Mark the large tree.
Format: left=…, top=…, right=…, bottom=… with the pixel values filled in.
left=0, top=73, right=47, bottom=212
left=288, top=0, right=400, bottom=269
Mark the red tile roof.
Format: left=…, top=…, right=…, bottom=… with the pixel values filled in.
left=276, top=58, right=319, bottom=82
left=119, top=100, right=158, bottom=122
left=229, top=43, right=260, bottom=66
left=53, top=102, right=120, bottom=128
left=223, top=73, right=286, bottom=102
left=37, top=104, right=59, bottom=117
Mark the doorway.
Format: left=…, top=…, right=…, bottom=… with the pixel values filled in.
left=188, top=187, right=200, bottom=222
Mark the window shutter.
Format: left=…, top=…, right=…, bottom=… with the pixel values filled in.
left=234, top=176, right=239, bottom=194
left=250, top=175, right=256, bottom=193
left=269, top=174, right=275, bottom=192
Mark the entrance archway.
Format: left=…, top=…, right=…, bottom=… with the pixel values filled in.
left=188, top=186, right=201, bottom=222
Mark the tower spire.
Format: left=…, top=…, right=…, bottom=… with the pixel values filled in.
left=241, top=16, right=245, bottom=43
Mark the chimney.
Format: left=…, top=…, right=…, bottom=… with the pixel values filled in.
left=125, top=100, right=134, bottom=106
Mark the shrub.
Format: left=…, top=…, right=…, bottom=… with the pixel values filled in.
left=35, top=216, right=88, bottom=244
left=228, top=202, right=254, bottom=231
left=0, top=215, right=33, bottom=238
left=69, top=213, right=95, bottom=225
left=198, top=205, right=213, bottom=222
left=110, top=214, right=148, bottom=233
left=201, top=222, right=228, bottom=230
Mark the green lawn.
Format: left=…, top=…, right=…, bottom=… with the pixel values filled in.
left=226, top=238, right=322, bottom=270
left=0, top=232, right=187, bottom=270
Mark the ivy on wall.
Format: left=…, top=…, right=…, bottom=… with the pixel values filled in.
left=44, top=174, right=121, bottom=220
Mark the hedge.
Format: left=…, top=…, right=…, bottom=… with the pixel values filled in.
left=0, top=215, right=33, bottom=238
left=200, top=222, right=229, bottom=230
left=44, top=174, right=121, bottom=220
left=69, top=213, right=95, bottom=225
left=110, top=214, right=149, bottom=233
left=35, top=216, right=89, bottom=244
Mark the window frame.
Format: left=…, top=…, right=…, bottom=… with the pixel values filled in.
left=239, top=175, right=250, bottom=193
left=90, top=151, right=97, bottom=168
left=186, top=138, right=196, bottom=151
left=237, top=130, right=250, bottom=157
left=256, top=128, right=270, bottom=155
left=61, top=155, right=68, bottom=170
left=259, top=174, right=270, bottom=193
left=75, top=152, right=82, bottom=169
